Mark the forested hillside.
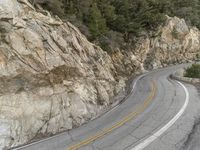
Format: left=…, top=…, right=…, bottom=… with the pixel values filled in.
left=34, top=0, right=200, bottom=51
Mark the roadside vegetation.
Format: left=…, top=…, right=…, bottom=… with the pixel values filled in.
left=185, top=64, right=200, bottom=78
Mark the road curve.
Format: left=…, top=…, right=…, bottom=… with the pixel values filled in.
left=131, top=81, right=189, bottom=150
left=13, top=65, right=200, bottom=150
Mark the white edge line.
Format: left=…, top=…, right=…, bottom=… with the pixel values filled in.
left=131, top=81, right=189, bottom=150
left=104, top=73, right=146, bottom=116
left=131, top=74, right=146, bottom=93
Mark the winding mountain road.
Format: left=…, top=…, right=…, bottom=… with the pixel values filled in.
left=13, top=65, right=200, bottom=150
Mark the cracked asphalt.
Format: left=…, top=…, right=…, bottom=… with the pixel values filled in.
left=14, top=65, right=200, bottom=150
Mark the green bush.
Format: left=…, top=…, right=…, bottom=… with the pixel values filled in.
left=185, top=64, right=200, bottom=78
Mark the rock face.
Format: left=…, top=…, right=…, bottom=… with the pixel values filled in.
left=144, top=16, right=200, bottom=69
left=0, top=0, right=122, bottom=148
left=0, top=1, right=199, bottom=149
left=111, top=16, right=200, bottom=74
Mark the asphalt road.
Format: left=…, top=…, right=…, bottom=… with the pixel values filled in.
left=14, top=65, right=200, bottom=150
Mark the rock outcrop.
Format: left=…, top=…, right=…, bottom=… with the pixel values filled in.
left=111, top=16, right=200, bottom=74
left=144, top=16, right=200, bottom=69
left=0, top=0, right=199, bottom=149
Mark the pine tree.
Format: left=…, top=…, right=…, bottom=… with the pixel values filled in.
left=87, top=3, right=108, bottom=39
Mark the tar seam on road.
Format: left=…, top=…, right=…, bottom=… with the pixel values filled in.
left=67, top=81, right=157, bottom=150
left=131, top=81, right=189, bottom=150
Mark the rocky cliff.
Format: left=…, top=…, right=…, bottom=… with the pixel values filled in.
left=111, top=16, right=200, bottom=76
left=0, top=0, right=125, bottom=148
left=0, top=0, right=199, bottom=149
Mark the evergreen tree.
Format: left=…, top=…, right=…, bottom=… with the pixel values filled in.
left=44, top=0, right=200, bottom=51
left=87, top=3, right=108, bottom=39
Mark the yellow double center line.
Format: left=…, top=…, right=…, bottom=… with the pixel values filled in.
left=67, top=80, right=157, bottom=150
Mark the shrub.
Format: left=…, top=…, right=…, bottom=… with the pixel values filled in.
left=185, top=64, right=200, bottom=78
